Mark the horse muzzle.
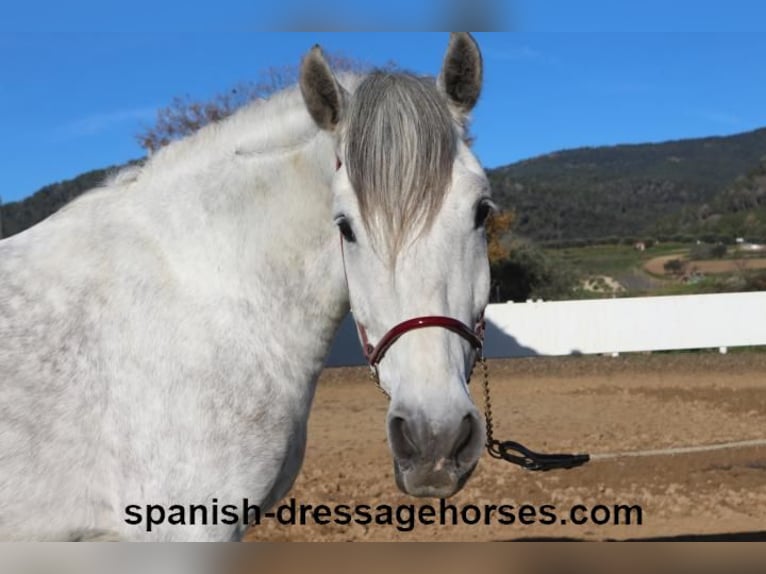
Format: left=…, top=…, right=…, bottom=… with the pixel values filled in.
left=387, top=409, right=485, bottom=498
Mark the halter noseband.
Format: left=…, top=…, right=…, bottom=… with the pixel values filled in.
left=360, top=315, right=483, bottom=366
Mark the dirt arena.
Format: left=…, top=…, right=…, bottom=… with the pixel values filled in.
left=246, top=352, right=766, bottom=541
left=644, top=254, right=766, bottom=276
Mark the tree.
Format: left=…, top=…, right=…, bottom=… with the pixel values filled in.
left=663, top=258, right=686, bottom=275
left=490, top=240, right=579, bottom=302
left=136, top=54, right=393, bottom=153
left=710, top=243, right=728, bottom=258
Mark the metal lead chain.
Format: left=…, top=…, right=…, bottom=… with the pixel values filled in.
left=369, top=366, right=390, bottom=398
left=479, top=354, right=503, bottom=459
left=469, top=353, right=501, bottom=458
left=478, top=354, right=590, bottom=470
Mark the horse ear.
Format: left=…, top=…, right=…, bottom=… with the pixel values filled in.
left=437, top=32, right=483, bottom=119
left=300, top=45, right=347, bottom=132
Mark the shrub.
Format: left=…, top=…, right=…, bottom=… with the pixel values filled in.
left=490, top=241, right=580, bottom=302
left=710, top=243, right=728, bottom=258
left=663, top=258, right=686, bottom=275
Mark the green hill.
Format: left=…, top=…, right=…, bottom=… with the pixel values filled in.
left=488, top=127, right=766, bottom=244
left=662, top=158, right=766, bottom=241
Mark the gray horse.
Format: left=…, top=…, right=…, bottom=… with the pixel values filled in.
left=0, top=33, right=492, bottom=541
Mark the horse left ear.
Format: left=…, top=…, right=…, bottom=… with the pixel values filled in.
left=437, top=32, right=483, bottom=119
left=300, top=45, right=347, bottom=132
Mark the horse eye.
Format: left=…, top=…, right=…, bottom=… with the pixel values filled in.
left=337, top=218, right=356, bottom=243
left=474, top=200, right=494, bottom=229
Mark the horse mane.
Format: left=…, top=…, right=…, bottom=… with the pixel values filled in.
left=103, top=70, right=458, bottom=264
left=344, top=72, right=458, bottom=260
left=106, top=81, right=345, bottom=189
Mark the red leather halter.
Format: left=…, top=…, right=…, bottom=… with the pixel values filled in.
left=362, top=315, right=483, bottom=366
left=334, top=154, right=484, bottom=375
left=339, top=233, right=484, bottom=373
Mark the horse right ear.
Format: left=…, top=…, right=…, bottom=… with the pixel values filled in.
left=437, top=32, right=483, bottom=121
left=300, top=45, right=347, bottom=132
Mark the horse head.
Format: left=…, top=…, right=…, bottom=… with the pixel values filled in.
left=300, top=33, right=493, bottom=498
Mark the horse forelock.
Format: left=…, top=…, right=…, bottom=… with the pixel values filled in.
left=345, top=72, right=458, bottom=261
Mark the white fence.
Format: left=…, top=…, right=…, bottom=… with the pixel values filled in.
left=324, top=292, right=766, bottom=366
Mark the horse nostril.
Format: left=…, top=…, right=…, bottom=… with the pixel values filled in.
left=452, top=415, right=474, bottom=458
left=452, top=414, right=484, bottom=466
left=389, top=416, right=418, bottom=460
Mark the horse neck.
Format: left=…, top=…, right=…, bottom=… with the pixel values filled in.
left=136, top=98, right=350, bottom=370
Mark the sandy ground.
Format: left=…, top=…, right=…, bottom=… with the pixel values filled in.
left=245, top=353, right=766, bottom=541
left=686, top=259, right=766, bottom=274
left=644, top=254, right=766, bottom=276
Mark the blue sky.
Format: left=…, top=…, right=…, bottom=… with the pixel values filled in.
left=2, top=3, right=766, bottom=202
